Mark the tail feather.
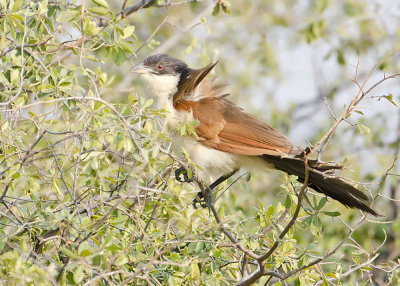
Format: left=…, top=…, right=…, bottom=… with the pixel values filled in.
left=262, top=154, right=381, bottom=217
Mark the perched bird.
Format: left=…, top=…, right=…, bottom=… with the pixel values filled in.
left=132, top=54, right=379, bottom=216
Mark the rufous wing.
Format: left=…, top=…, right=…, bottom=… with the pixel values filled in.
left=174, top=97, right=298, bottom=156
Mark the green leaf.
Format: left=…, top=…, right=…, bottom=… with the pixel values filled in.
left=311, top=216, right=322, bottom=236
left=11, top=0, right=23, bottom=12
left=115, top=254, right=128, bottom=266
left=358, top=124, right=370, bottom=134
left=94, top=101, right=103, bottom=110
left=190, top=263, right=200, bottom=279
left=119, top=42, right=133, bottom=53
left=10, top=69, right=19, bottom=85
left=190, top=119, right=200, bottom=127
left=266, top=205, right=274, bottom=218
left=186, top=167, right=193, bottom=180
left=78, top=241, right=91, bottom=256
left=313, top=216, right=321, bottom=227
left=60, top=247, right=76, bottom=258
left=0, top=72, right=9, bottom=85
left=325, top=272, right=336, bottom=278
left=212, top=3, right=220, bottom=16
left=83, top=18, right=101, bottom=36
left=382, top=94, right=398, bottom=107
left=73, top=265, right=84, bottom=284
left=317, top=197, right=327, bottom=210
left=147, top=39, right=160, bottom=49
left=302, top=216, right=312, bottom=228
left=91, top=0, right=109, bottom=9
left=221, top=2, right=231, bottom=14
left=111, top=46, right=126, bottom=66
left=11, top=172, right=20, bottom=179
left=39, top=0, right=48, bottom=14
left=92, top=255, right=101, bottom=266
left=121, top=25, right=135, bottom=39
left=56, top=10, right=79, bottom=22
left=143, top=98, right=153, bottom=109
left=136, top=242, right=143, bottom=253
left=320, top=279, right=329, bottom=286
left=337, top=49, right=346, bottom=65
left=322, top=211, right=341, bottom=217
left=48, top=5, right=57, bottom=17
left=284, top=194, right=291, bottom=209
left=88, top=7, right=110, bottom=16
left=128, top=94, right=136, bottom=104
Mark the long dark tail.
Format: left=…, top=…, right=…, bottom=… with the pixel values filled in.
left=262, top=154, right=381, bottom=216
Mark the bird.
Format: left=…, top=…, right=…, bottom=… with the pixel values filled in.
left=131, top=53, right=380, bottom=217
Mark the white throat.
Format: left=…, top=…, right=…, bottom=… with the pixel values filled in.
left=140, top=73, right=179, bottom=110
left=139, top=73, right=187, bottom=130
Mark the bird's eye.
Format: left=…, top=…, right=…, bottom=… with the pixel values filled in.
left=157, top=64, right=164, bottom=70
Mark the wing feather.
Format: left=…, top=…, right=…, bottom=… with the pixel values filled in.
left=173, top=62, right=219, bottom=104
left=175, top=97, right=298, bottom=156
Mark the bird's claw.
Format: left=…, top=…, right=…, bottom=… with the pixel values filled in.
left=192, top=192, right=206, bottom=209
left=192, top=188, right=212, bottom=216
left=175, top=167, right=193, bottom=183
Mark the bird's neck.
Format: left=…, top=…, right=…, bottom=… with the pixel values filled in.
left=140, top=73, right=179, bottom=109
left=141, top=73, right=187, bottom=130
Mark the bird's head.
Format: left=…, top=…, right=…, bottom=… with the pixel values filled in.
left=132, top=54, right=188, bottom=100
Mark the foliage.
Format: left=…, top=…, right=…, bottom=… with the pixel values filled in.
left=0, top=0, right=399, bottom=285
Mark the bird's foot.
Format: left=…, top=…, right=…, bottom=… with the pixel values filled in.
left=192, top=187, right=212, bottom=214
left=175, top=166, right=193, bottom=183
left=192, top=191, right=206, bottom=209
left=295, top=146, right=313, bottom=159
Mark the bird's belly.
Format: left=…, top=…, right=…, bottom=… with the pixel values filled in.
left=172, top=136, right=273, bottom=182
left=172, top=137, right=238, bottom=181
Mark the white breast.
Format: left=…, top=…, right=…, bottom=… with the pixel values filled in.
left=172, top=136, right=238, bottom=181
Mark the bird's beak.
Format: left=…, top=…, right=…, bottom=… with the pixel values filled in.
left=131, top=63, right=151, bottom=74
